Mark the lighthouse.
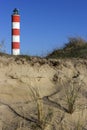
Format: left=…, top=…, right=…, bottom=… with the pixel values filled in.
left=11, top=8, right=20, bottom=55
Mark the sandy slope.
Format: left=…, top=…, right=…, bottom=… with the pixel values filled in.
left=0, top=55, right=87, bottom=130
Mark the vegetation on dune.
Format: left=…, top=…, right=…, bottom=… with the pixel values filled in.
left=47, top=37, right=87, bottom=58
left=1, top=36, right=87, bottom=59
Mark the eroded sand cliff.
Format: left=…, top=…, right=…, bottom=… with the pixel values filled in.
left=0, top=55, right=87, bottom=130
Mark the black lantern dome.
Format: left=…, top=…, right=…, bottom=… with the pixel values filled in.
left=13, top=8, right=19, bottom=15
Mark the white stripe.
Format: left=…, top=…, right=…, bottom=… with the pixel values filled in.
left=12, top=35, right=20, bottom=42
left=12, top=49, right=20, bottom=55
left=12, top=22, right=20, bottom=29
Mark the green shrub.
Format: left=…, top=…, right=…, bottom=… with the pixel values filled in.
left=47, top=37, right=87, bottom=58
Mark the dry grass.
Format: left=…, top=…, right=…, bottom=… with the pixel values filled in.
left=29, top=86, right=54, bottom=130
left=65, top=82, right=81, bottom=114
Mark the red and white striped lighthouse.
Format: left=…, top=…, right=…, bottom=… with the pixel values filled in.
left=11, top=8, right=20, bottom=55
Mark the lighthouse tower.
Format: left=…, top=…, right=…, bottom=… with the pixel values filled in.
left=11, top=8, right=20, bottom=55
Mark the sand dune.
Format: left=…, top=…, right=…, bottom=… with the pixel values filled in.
left=0, top=55, right=87, bottom=130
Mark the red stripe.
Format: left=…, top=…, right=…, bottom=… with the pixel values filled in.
left=12, top=15, right=20, bottom=22
left=12, top=42, right=20, bottom=49
left=12, top=29, right=20, bottom=35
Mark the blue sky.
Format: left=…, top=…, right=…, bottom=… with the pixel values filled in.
left=1, top=0, right=87, bottom=56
